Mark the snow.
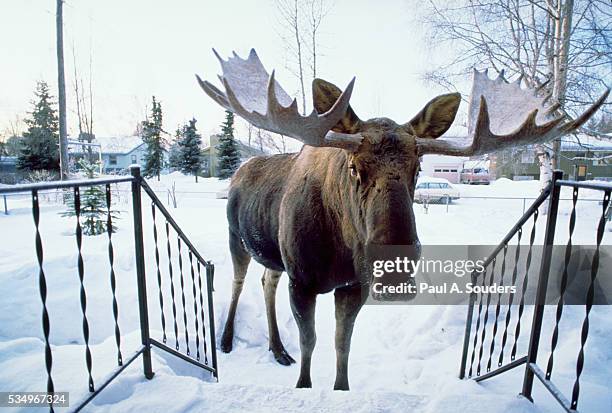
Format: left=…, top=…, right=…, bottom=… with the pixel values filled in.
left=0, top=173, right=610, bottom=412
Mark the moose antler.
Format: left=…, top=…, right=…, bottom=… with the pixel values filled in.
left=197, top=48, right=363, bottom=150
left=416, top=69, right=609, bottom=156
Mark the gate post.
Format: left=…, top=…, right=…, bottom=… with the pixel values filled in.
left=131, top=165, right=154, bottom=379
left=521, top=170, right=562, bottom=400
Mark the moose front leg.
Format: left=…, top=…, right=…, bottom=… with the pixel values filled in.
left=289, top=283, right=317, bottom=388
left=333, top=284, right=365, bottom=391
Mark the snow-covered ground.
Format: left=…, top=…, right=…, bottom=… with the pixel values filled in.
left=0, top=172, right=610, bottom=412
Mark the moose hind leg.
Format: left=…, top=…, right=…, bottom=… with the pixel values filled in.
left=221, top=230, right=251, bottom=353
left=262, top=268, right=296, bottom=365
left=333, top=285, right=365, bottom=391
left=289, top=283, right=317, bottom=388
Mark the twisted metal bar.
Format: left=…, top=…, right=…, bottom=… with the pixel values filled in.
left=105, top=184, right=122, bottom=366
left=546, top=187, right=579, bottom=380
left=189, top=252, right=201, bottom=361
left=487, top=244, right=508, bottom=372
left=197, top=261, right=209, bottom=364
left=477, top=257, right=496, bottom=376
left=73, top=187, right=94, bottom=392
left=512, top=209, right=539, bottom=361
left=32, top=190, right=55, bottom=411
left=166, top=222, right=179, bottom=350
left=177, top=238, right=190, bottom=355
left=570, top=190, right=610, bottom=410
left=468, top=268, right=488, bottom=378
left=498, top=227, right=522, bottom=367
left=151, top=204, right=167, bottom=343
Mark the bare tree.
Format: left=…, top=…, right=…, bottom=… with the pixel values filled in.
left=419, top=0, right=610, bottom=194
left=276, top=0, right=308, bottom=113
left=275, top=0, right=333, bottom=114
left=251, top=127, right=289, bottom=154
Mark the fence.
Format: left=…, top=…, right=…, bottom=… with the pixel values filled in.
left=0, top=165, right=217, bottom=412
left=459, top=170, right=611, bottom=412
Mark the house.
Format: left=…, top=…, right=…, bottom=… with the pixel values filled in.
left=69, top=136, right=150, bottom=174
left=492, top=134, right=612, bottom=181
left=420, top=154, right=467, bottom=183
left=201, top=134, right=267, bottom=177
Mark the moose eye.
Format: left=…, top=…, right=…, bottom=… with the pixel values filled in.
left=349, top=164, right=358, bottom=177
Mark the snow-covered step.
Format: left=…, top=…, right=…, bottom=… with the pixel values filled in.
left=88, top=372, right=539, bottom=413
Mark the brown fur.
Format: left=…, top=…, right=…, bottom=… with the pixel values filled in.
left=220, top=79, right=461, bottom=389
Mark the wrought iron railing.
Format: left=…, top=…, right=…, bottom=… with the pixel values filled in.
left=460, top=170, right=611, bottom=412
left=0, top=165, right=217, bottom=412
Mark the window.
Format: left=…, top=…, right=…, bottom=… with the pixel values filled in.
left=131, top=154, right=137, bottom=163
left=109, top=155, right=117, bottom=165
left=442, top=169, right=450, bottom=172
left=441, top=183, right=450, bottom=188
left=434, top=168, right=442, bottom=172
left=450, top=169, right=457, bottom=172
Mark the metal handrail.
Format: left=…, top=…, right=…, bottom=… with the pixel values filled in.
left=0, top=176, right=133, bottom=194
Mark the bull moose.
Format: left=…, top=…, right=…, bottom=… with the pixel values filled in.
left=197, top=49, right=608, bottom=390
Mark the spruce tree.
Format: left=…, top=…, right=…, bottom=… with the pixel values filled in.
left=141, top=96, right=166, bottom=180
left=17, top=81, right=60, bottom=172
left=178, top=118, right=203, bottom=182
left=216, top=111, right=241, bottom=179
left=62, top=160, right=119, bottom=236
left=168, top=131, right=182, bottom=172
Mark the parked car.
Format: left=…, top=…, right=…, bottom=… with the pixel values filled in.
left=460, top=167, right=491, bottom=184
left=414, top=178, right=460, bottom=203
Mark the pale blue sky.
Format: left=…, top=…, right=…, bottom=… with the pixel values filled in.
left=0, top=0, right=464, bottom=142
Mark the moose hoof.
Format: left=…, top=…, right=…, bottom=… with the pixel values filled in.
left=272, top=348, right=296, bottom=366
left=220, top=335, right=233, bottom=353
left=333, top=382, right=350, bottom=391
left=296, top=376, right=312, bottom=388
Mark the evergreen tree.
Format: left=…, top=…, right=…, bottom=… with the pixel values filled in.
left=141, top=96, right=166, bottom=180
left=168, top=131, right=182, bottom=172
left=216, top=111, right=241, bottom=179
left=17, top=81, right=60, bottom=172
left=62, top=160, right=119, bottom=236
left=178, top=118, right=203, bottom=182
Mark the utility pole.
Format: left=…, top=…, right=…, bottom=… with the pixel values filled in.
left=56, top=0, right=69, bottom=179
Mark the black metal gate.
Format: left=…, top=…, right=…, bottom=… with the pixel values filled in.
left=0, top=165, right=218, bottom=412
left=459, top=170, right=611, bottom=412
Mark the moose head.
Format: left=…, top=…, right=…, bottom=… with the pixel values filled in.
left=197, top=49, right=608, bottom=390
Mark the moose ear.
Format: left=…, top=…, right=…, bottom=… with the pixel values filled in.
left=312, top=78, right=361, bottom=134
left=407, top=93, right=461, bottom=139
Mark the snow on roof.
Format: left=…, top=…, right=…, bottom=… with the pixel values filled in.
left=94, top=136, right=144, bottom=154
left=68, top=136, right=144, bottom=154
left=560, top=134, right=612, bottom=151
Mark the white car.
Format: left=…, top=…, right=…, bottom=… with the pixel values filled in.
left=414, top=178, right=460, bottom=203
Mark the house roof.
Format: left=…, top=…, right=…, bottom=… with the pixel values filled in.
left=560, top=134, right=612, bottom=151
left=94, top=136, right=144, bottom=154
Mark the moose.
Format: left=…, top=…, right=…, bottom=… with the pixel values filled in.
left=197, top=49, right=608, bottom=390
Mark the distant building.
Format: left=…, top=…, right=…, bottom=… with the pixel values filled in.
left=0, top=156, right=17, bottom=174
left=69, top=136, right=150, bottom=174
left=201, top=134, right=267, bottom=177
left=493, top=134, right=612, bottom=181
left=420, top=154, right=467, bottom=183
